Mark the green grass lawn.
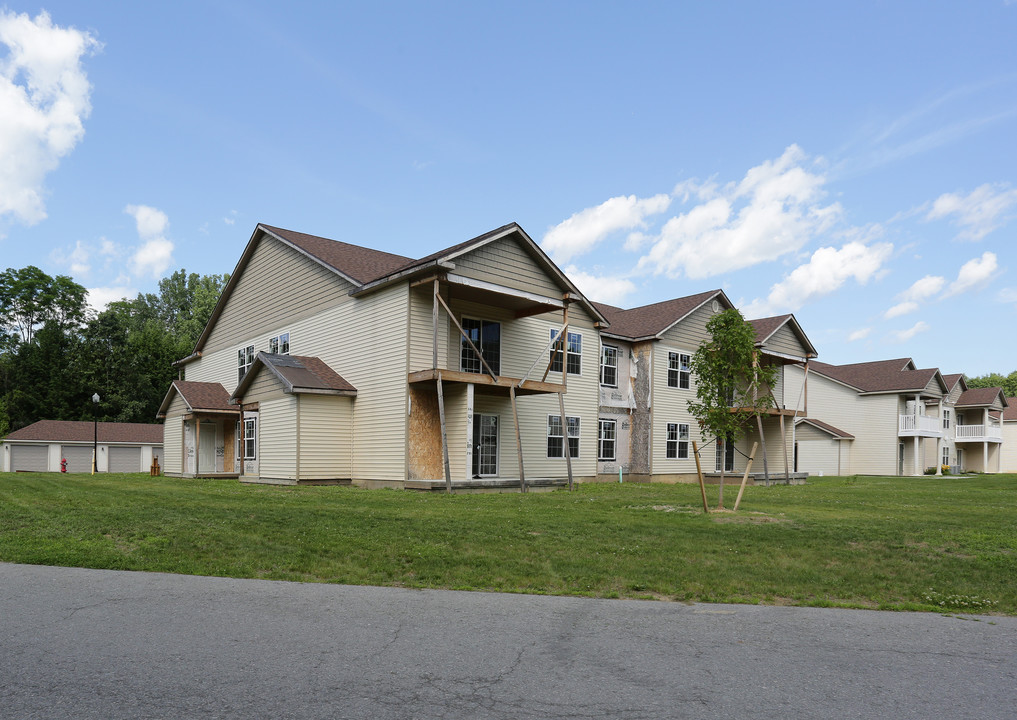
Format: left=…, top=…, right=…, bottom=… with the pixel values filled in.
left=1, top=472, right=1014, bottom=614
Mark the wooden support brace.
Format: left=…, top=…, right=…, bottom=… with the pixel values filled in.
left=432, top=279, right=439, bottom=370
left=435, top=292, right=498, bottom=381
left=437, top=372, right=452, bottom=493
left=510, top=385, right=526, bottom=493
left=558, top=392, right=574, bottom=491
left=780, top=413, right=790, bottom=483
left=692, top=440, right=709, bottom=513
left=755, top=412, right=770, bottom=485
left=733, top=441, right=758, bottom=512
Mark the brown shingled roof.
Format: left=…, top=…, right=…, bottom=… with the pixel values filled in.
left=596, top=290, right=727, bottom=340
left=262, top=224, right=413, bottom=285
left=956, top=386, right=1007, bottom=408
left=6, top=420, right=163, bottom=444
left=809, top=358, right=943, bottom=393
left=171, top=380, right=235, bottom=411
left=1003, top=399, right=1017, bottom=421
left=941, top=374, right=965, bottom=392
left=232, top=354, right=357, bottom=400
left=797, top=418, right=854, bottom=439
left=749, top=315, right=790, bottom=344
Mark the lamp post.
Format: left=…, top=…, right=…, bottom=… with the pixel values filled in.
left=92, top=393, right=100, bottom=474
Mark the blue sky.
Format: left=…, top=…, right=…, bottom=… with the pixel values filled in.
left=2, top=1, right=1017, bottom=376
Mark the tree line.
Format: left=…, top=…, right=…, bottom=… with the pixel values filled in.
left=0, top=266, right=228, bottom=436
left=965, top=371, right=1017, bottom=399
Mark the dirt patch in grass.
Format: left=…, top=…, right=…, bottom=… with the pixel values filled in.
left=711, top=511, right=789, bottom=524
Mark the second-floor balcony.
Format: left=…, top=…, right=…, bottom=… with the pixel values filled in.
left=954, top=424, right=1003, bottom=442
left=898, top=414, right=942, bottom=438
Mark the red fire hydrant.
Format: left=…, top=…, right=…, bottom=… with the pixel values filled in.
left=60, top=458, right=67, bottom=473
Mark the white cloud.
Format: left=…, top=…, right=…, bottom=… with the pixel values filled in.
left=891, top=321, right=930, bottom=342
left=636, top=145, right=842, bottom=279
left=87, top=285, right=136, bottom=313
left=50, top=239, right=91, bottom=276
left=0, top=10, right=100, bottom=226
left=848, top=327, right=872, bottom=342
left=742, top=240, right=893, bottom=317
left=926, top=183, right=1017, bottom=241
left=125, top=204, right=174, bottom=278
left=125, top=204, right=169, bottom=240
left=884, top=301, right=918, bottom=319
left=901, top=274, right=946, bottom=302
left=224, top=210, right=238, bottom=226
left=942, top=251, right=998, bottom=297
left=884, top=274, right=946, bottom=318
left=562, top=265, right=636, bottom=305
left=542, top=193, right=671, bottom=263
left=997, top=287, right=1017, bottom=304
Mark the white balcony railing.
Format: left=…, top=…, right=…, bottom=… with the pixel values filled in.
left=898, top=414, right=943, bottom=437
left=954, top=424, right=1003, bottom=441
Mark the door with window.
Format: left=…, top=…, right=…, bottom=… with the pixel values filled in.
left=472, top=414, right=499, bottom=477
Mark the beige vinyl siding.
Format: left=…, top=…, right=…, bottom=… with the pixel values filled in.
left=298, top=394, right=353, bottom=480
left=183, top=282, right=409, bottom=483
left=408, top=283, right=450, bottom=373
left=430, top=296, right=598, bottom=480
left=452, top=235, right=562, bottom=298
left=258, top=396, right=297, bottom=481
left=242, top=365, right=287, bottom=404
left=203, top=234, right=355, bottom=355
left=1001, top=424, right=1017, bottom=472
left=797, top=441, right=841, bottom=475
left=741, top=415, right=794, bottom=476
left=762, top=324, right=809, bottom=359
left=786, top=366, right=900, bottom=475
left=345, top=284, right=409, bottom=482
left=651, top=302, right=716, bottom=476
left=163, top=416, right=183, bottom=474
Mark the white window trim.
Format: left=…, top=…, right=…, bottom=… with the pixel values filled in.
left=237, top=344, right=255, bottom=383
left=598, top=418, right=617, bottom=461
left=269, top=331, right=290, bottom=355
left=550, top=329, right=583, bottom=376
left=667, top=350, right=691, bottom=390
left=600, top=344, right=619, bottom=388
left=460, top=316, right=501, bottom=375
left=547, top=414, right=581, bottom=459
left=666, top=422, right=690, bottom=460
left=243, top=417, right=257, bottom=460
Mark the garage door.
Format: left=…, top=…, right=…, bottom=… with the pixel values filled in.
left=62, top=446, right=94, bottom=473
left=109, top=446, right=141, bottom=473
left=11, top=444, right=49, bottom=472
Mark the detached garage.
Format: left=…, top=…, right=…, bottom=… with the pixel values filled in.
left=2, top=420, right=163, bottom=473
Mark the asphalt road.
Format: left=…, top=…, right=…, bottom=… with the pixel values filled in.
left=1, top=562, right=1014, bottom=719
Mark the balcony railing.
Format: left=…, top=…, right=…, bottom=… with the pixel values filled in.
left=898, top=414, right=943, bottom=437
left=954, top=424, right=1002, bottom=441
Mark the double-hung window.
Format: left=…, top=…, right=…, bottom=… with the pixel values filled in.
left=243, top=418, right=257, bottom=460
left=237, top=345, right=255, bottom=383
left=550, top=330, right=582, bottom=375
left=667, top=352, right=691, bottom=389
left=666, top=423, right=690, bottom=459
left=600, top=345, right=618, bottom=387
left=598, top=419, right=616, bottom=461
left=547, top=415, right=580, bottom=458
left=943, top=409, right=951, bottom=429
left=461, top=318, right=500, bottom=375
left=269, top=332, right=290, bottom=355
left=942, top=445, right=950, bottom=467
